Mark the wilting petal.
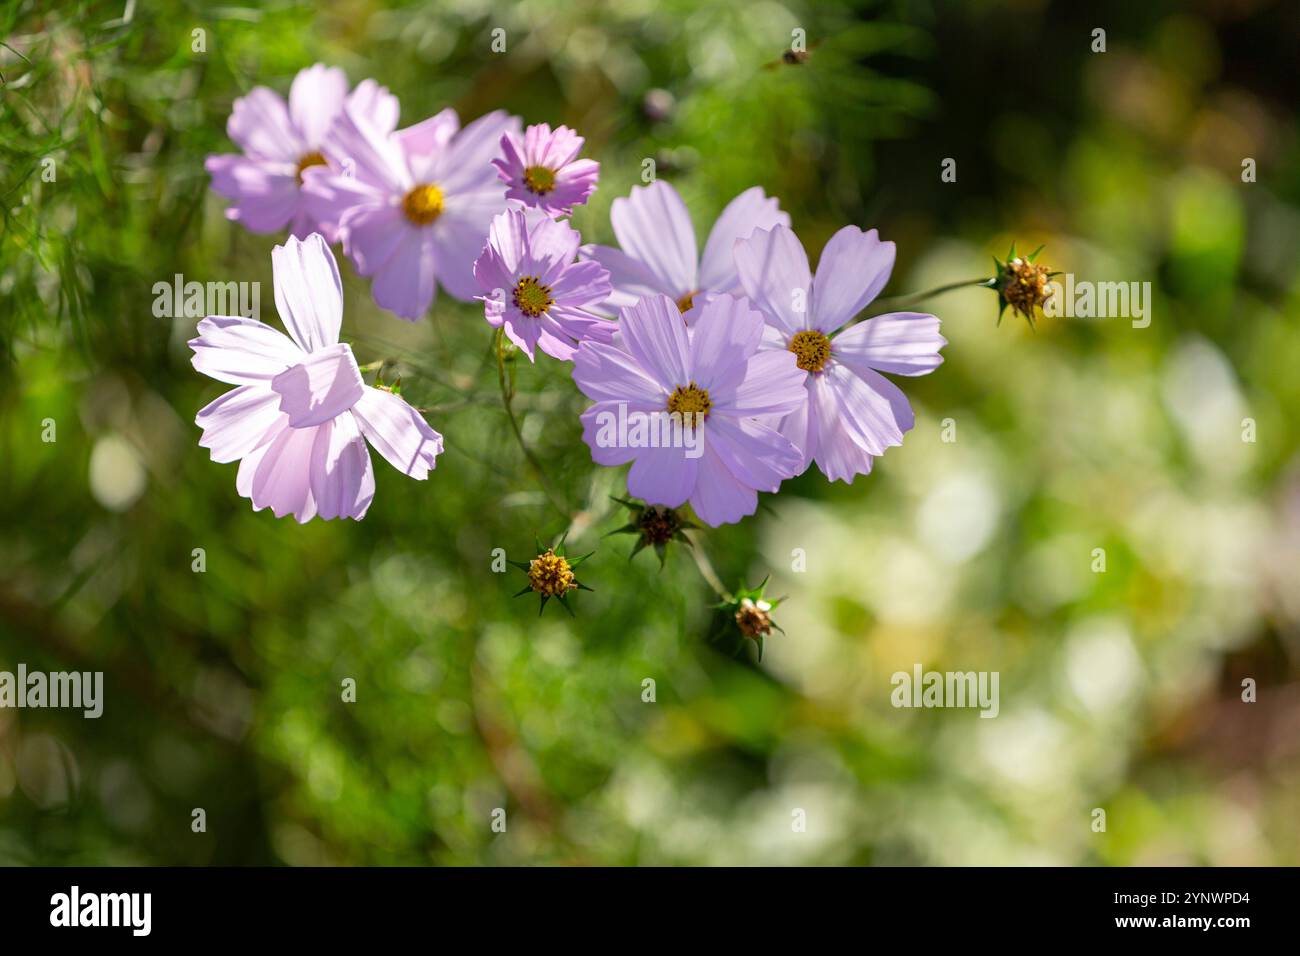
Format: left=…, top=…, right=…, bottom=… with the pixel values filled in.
left=734, top=224, right=813, bottom=336
left=189, top=315, right=304, bottom=386
left=271, top=342, right=365, bottom=427
left=309, top=415, right=375, bottom=520
left=811, top=226, right=895, bottom=333
left=689, top=443, right=758, bottom=527
left=272, top=233, right=344, bottom=351
left=351, top=387, right=443, bottom=479
left=195, top=385, right=286, bottom=464
left=830, top=311, right=946, bottom=376
left=610, top=181, right=698, bottom=296
left=697, top=186, right=790, bottom=295
left=627, top=443, right=698, bottom=509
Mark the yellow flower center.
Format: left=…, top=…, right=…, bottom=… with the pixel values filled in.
left=294, top=151, right=328, bottom=185
left=675, top=290, right=697, bottom=314
left=527, top=549, right=576, bottom=597
left=667, top=382, right=711, bottom=420
left=513, top=276, right=554, bottom=317
left=788, top=329, right=831, bottom=373
left=401, top=183, right=445, bottom=226
left=522, top=165, right=557, bottom=194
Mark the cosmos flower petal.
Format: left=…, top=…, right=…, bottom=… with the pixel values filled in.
left=373, top=228, right=438, bottom=319
left=811, top=226, right=896, bottom=333
left=778, top=378, right=817, bottom=472
left=707, top=416, right=803, bottom=492
left=618, top=294, right=691, bottom=389
left=288, top=64, right=349, bottom=148
left=204, top=155, right=301, bottom=233
left=547, top=258, right=610, bottom=307
left=227, top=86, right=302, bottom=162
left=711, top=348, right=806, bottom=417
left=809, top=373, right=875, bottom=483
left=689, top=443, right=759, bottom=527
left=610, top=181, right=698, bottom=296
left=337, top=201, right=408, bottom=275
left=195, top=385, right=286, bottom=463
left=435, top=110, right=520, bottom=193
left=697, top=186, right=791, bottom=294
left=580, top=244, right=669, bottom=311
left=830, top=311, right=946, bottom=376
left=734, top=224, right=813, bottom=336
left=272, top=233, right=344, bottom=352
left=686, top=293, right=764, bottom=390
left=248, top=419, right=321, bottom=523
left=351, top=387, right=444, bottom=480
left=345, top=78, right=401, bottom=137
left=309, top=414, right=375, bottom=521
left=628, top=444, right=698, bottom=509
left=271, top=342, right=365, bottom=428
left=189, top=315, right=304, bottom=386
left=572, top=341, right=667, bottom=406
left=397, top=108, right=460, bottom=183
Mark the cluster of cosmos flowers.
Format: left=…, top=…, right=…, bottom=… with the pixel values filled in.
left=194, top=64, right=953, bottom=602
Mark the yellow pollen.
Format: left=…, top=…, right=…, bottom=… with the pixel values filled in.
left=667, top=382, right=711, bottom=420
left=527, top=549, right=577, bottom=597
left=401, top=183, right=445, bottom=225
left=513, top=276, right=554, bottom=317
left=675, top=290, right=697, bottom=314
left=788, top=329, right=831, bottom=373
left=522, top=165, right=557, bottom=195
left=1001, top=258, right=1053, bottom=319
left=294, top=151, right=328, bottom=185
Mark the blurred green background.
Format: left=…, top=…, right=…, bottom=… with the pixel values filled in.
left=2, top=0, right=1298, bottom=865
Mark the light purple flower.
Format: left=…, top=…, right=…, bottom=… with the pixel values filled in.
left=581, top=180, right=789, bottom=318
left=734, top=224, right=946, bottom=483
left=301, top=102, right=520, bottom=321
left=473, top=209, right=615, bottom=362
left=572, top=293, right=806, bottom=527
left=205, top=65, right=399, bottom=241
left=189, top=233, right=443, bottom=522
left=492, top=123, right=600, bottom=218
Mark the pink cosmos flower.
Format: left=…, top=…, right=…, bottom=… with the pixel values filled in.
left=301, top=101, right=520, bottom=320
left=581, top=180, right=789, bottom=318
left=734, top=224, right=946, bottom=483
left=572, top=293, right=806, bottom=527
left=205, top=64, right=399, bottom=241
left=492, top=123, right=600, bottom=218
left=473, top=209, right=615, bottom=362
left=189, top=233, right=443, bottom=522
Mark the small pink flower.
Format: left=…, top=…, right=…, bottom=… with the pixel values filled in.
left=189, top=234, right=443, bottom=522
left=205, top=64, right=398, bottom=241
left=493, top=123, right=600, bottom=218
left=473, top=209, right=615, bottom=362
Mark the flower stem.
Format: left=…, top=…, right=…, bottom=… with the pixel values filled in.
left=494, top=328, right=571, bottom=522
left=685, top=530, right=730, bottom=601
left=860, top=277, right=992, bottom=317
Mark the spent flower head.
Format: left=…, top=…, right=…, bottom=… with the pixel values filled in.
left=713, top=577, right=785, bottom=661
left=608, top=497, right=698, bottom=567
left=509, top=533, right=593, bottom=616
left=987, top=243, right=1059, bottom=328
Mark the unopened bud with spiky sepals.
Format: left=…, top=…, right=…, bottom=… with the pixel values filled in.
left=712, top=577, right=785, bottom=661
left=507, top=532, right=593, bottom=616
left=607, top=496, right=698, bottom=567
left=984, top=242, right=1060, bottom=329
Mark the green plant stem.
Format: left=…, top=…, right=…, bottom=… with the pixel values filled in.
left=857, top=276, right=992, bottom=321
left=494, top=328, right=571, bottom=522
left=685, top=530, right=730, bottom=601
